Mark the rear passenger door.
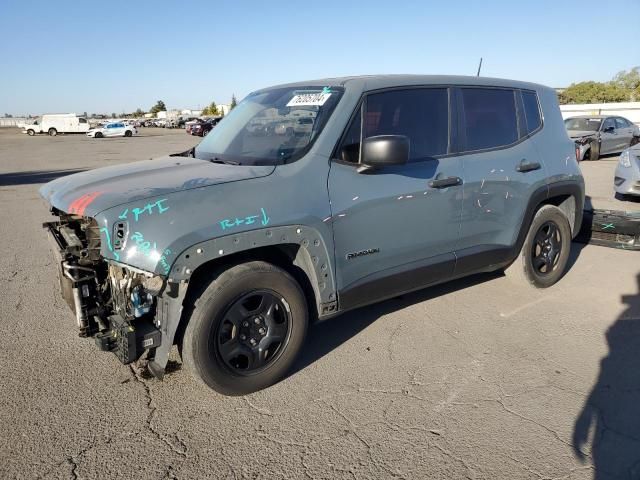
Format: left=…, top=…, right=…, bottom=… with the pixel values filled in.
left=615, top=117, right=634, bottom=150
left=454, top=87, right=547, bottom=276
left=328, top=87, right=463, bottom=309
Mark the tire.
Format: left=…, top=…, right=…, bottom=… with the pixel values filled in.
left=95, top=132, right=103, bottom=138
left=182, top=261, right=308, bottom=395
left=504, top=205, right=571, bottom=288
left=27, top=129, right=35, bottom=136
left=124, top=130, right=132, bottom=137
left=588, top=140, right=600, bottom=161
left=48, top=128, right=57, bottom=136
left=631, top=136, right=640, bottom=147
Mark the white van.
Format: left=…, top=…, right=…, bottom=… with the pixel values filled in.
left=23, top=114, right=90, bottom=136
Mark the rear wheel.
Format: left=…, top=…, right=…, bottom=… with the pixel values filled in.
left=124, top=130, right=132, bottom=137
left=48, top=128, right=57, bottom=136
left=182, top=261, right=308, bottom=395
left=504, top=205, right=571, bottom=288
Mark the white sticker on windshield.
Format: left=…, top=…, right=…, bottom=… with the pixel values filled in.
left=286, top=92, right=331, bottom=107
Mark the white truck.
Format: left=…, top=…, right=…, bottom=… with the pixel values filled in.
left=23, top=114, right=91, bottom=136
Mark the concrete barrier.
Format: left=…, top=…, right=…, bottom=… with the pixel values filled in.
left=560, top=102, right=640, bottom=125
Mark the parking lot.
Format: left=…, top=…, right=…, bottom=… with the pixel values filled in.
left=1, top=128, right=639, bottom=479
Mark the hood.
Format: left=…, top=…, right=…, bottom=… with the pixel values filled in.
left=567, top=130, right=598, bottom=139
left=39, top=156, right=275, bottom=217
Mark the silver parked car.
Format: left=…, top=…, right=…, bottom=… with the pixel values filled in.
left=614, top=146, right=640, bottom=197
left=565, top=115, right=639, bottom=161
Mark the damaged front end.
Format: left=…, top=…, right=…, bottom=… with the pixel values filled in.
left=572, top=133, right=598, bottom=161
left=44, top=209, right=183, bottom=376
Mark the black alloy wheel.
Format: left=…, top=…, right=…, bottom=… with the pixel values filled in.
left=530, top=221, right=562, bottom=276
left=215, top=290, right=291, bottom=374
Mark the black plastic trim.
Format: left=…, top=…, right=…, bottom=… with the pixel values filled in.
left=338, top=253, right=455, bottom=312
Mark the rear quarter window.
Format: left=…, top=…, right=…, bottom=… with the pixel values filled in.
left=521, top=90, right=542, bottom=134
left=461, top=88, right=518, bottom=151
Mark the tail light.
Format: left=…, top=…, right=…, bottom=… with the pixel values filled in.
left=575, top=146, right=580, bottom=162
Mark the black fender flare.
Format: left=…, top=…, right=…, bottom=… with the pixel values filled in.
left=168, top=225, right=337, bottom=309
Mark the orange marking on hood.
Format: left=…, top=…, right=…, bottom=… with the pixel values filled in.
left=68, top=191, right=102, bottom=216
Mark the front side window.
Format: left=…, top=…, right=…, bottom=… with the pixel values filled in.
left=461, top=88, right=518, bottom=151
left=195, top=86, right=344, bottom=165
left=364, top=88, right=449, bottom=162
left=521, top=90, right=541, bottom=134
left=79, top=118, right=87, bottom=124
left=602, top=118, right=615, bottom=131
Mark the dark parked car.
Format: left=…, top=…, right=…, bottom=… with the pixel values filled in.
left=565, top=115, right=640, bottom=161
left=40, top=75, right=584, bottom=395
left=187, top=117, right=222, bottom=136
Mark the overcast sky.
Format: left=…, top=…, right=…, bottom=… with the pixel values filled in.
left=1, top=0, right=639, bottom=115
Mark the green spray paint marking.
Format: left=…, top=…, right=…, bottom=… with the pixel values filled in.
left=99, top=227, right=120, bottom=261
left=602, top=223, right=615, bottom=230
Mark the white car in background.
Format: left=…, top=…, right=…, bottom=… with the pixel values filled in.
left=87, top=122, right=136, bottom=138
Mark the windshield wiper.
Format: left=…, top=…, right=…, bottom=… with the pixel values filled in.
left=170, top=147, right=196, bottom=158
left=209, top=157, right=240, bottom=165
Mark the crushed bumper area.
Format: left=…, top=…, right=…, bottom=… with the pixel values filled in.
left=44, top=212, right=169, bottom=372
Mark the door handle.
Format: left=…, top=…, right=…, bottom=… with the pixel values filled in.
left=516, top=160, right=541, bottom=173
left=428, top=176, right=462, bottom=188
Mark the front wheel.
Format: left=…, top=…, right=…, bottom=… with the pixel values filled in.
left=124, top=130, right=132, bottom=137
left=504, top=205, right=571, bottom=288
left=588, top=140, right=600, bottom=160
left=27, top=129, right=35, bottom=136
left=94, top=132, right=103, bottom=138
left=182, top=261, right=308, bottom=395
left=48, top=128, right=57, bottom=136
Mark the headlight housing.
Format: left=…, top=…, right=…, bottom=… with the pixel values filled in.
left=619, top=150, right=631, bottom=168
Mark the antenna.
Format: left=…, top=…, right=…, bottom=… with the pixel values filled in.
left=476, top=57, right=483, bottom=77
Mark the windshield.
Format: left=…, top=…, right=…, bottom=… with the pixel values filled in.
left=564, top=117, right=602, bottom=132
left=194, top=86, right=344, bottom=165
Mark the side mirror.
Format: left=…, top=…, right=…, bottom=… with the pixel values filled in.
left=359, top=135, right=409, bottom=172
left=603, top=125, right=615, bottom=133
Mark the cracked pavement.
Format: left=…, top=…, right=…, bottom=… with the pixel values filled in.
left=1, top=130, right=639, bottom=479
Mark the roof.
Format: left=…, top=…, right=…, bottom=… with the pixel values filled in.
left=255, top=74, right=550, bottom=94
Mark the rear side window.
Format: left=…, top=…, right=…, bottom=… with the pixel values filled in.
left=364, top=88, right=449, bottom=162
left=615, top=117, right=630, bottom=129
left=521, top=90, right=542, bottom=134
left=461, top=88, right=518, bottom=151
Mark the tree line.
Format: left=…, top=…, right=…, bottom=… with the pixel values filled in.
left=559, top=67, right=640, bottom=104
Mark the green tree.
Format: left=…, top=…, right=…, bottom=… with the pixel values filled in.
left=201, top=106, right=210, bottom=115
left=208, top=101, right=219, bottom=116
left=134, top=108, right=145, bottom=117
left=559, top=81, right=628, bottom=104
left=612, top=67, right=640, bottom=101
left=149, top=100, right=167, bottom=115
left=230, top=94, right=238, bottom=110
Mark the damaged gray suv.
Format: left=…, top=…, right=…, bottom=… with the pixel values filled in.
left=41, top=75, right=584, bottom=395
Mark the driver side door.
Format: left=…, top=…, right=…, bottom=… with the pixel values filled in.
left=328, top=87, right=463, bottom=310
left=600, top=117, right=618, bottom=154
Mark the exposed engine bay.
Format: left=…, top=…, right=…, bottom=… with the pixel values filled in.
left=44, top=209, right=164, bottom=365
